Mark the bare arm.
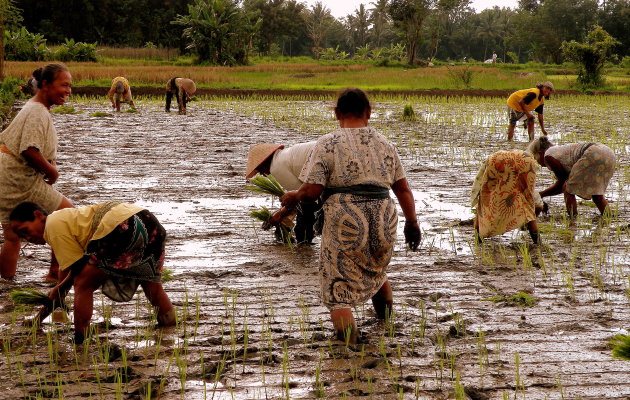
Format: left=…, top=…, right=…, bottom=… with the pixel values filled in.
left=271, top=183, right=324, bottom=226
left=517, top=99, right=535, bottom=120
left=392, top=178, right=421, bottom=250
left=537, top=113, right=547, bottom=135
left=21, top=147, right=59, bottom=184
left=539, top=155, right=567, bottom=198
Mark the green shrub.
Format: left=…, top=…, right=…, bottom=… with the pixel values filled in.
left=4, top=27, right=48, bottom=61
left=51, top=38, right=99, bottom=62
left=0, top=78, right=22, bottom=126
left=621, top=56, right=630, bottom=69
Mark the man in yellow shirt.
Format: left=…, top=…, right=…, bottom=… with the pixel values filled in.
left=506, top=81, right=554, bottom=141
left=9, top=201, right=176, bottom=344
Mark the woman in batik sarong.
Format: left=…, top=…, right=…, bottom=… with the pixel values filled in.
left=9, top=201, right=176, bottom=344
left=0, top=63, right=75, bottom=281
left=530, top=137, right=615, bottom=217
left=272, top=88, right=420, bottom=344
left=471, top=147, right=546, bottom=243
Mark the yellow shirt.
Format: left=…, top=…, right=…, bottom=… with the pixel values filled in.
left=507, top=88, right=545, bottom=112
left=44, top=203, right=145, bottom=270
left=108, top=77, right=132, bottom=102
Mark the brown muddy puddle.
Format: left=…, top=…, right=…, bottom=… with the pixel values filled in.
left=1, top=95, right=630, bottom=399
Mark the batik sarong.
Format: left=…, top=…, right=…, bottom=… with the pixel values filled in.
left=473, top=150, right=538, bottom=238
left=86, top=209, right=166, bottom=302
left=320, top=194, right=398, bottom=310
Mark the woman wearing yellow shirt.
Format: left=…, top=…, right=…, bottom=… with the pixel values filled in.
left=9, top=201, right=176, bottom=344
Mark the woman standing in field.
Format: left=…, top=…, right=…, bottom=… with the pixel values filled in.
left=0, top=63, right=74, bottom=280
left=471, top=147, right=546, bottom=243
left=272, top=88, right=420, bottom=344
left=529, top=137, right=615, bottom=217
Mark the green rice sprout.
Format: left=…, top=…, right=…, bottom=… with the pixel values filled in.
left=610, top=334, right=630, bottom=360
left=89, top=112, right=113, bottom=117
left=161, top=268, right=176, bottom=282
left=10, top=288, right=50, bottom=307
left=246, top=174, right=286, bottom=197
left=250, top=206, right=273, bottom=223
left=51, top=105, right=81, bottom=114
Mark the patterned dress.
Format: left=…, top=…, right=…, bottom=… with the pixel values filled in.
left=471, top=150, right=539, bottom=238
left=544, top=143, right=615, bottom=200
left=0, top=100, right=62, bottom=223
left=299, top=127, right=405, bottom=310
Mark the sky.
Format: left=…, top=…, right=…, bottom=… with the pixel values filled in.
left=302, top=0, right=519, bottom=18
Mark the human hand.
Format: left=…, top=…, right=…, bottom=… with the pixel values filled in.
left=268, top=208, right=286, bottom=227
left=280, top=191, right=300, bottom=210
left=404, top=220, right=421, bottom=251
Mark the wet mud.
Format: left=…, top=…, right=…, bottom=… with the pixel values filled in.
left=1, top=94, right=629, bottom=399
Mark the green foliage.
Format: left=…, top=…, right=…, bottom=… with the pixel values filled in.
left=402, top=104, right=416, bottom=121
left=51, top=38, right=99, bottom=62
left=246, top=174, right=286, bottom=197
left=50, top=105, right=81, bottom=114
left=319, top=46, right=349, bottom=61
left=447, top=65, right=475, bottom=89
left=620, top=56, right=630, bottom=69
left=0, top=78, right=22, bottom=125
left=388, top=0, right=431, bottom=65
left=506, top=51, right=519, bottom=64
left=4, top=27, right=48, bottom=61
left=172, top=0, right=261, bottom=65
left=482, top=291, right=537, bottom=307
left=561, top=25, right=620, bottom=89
left=610, top=334, right=630, bottom=361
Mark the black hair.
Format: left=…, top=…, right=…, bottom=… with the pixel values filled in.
left=335, top=88, right=371, bottom=119
left=32, top=63, right=69, bottom=89
left=9, top=202, right=48, bottom=222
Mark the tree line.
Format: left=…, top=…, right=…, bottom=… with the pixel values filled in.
left=7, top=0, right=630, bottom=65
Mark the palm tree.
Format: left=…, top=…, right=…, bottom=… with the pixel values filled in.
left=304, top=1, right=334, bottom=57
left=369, top=0, right=391, bottom=47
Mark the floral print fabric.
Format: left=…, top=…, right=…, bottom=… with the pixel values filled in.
left=86, top=210, right=166, bottom=302
left=544, top=143, right=615, bottom=200
left=300, top=127, right=405, bottom=310
left=474, top=150, right=538, bottom=238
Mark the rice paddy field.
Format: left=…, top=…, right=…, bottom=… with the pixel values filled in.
left=0, top=92, right=629, bottom=399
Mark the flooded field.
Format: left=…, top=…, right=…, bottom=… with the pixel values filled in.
left=1, top=93, right=630, bottom=399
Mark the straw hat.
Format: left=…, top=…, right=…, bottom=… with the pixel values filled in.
left=180, top=78, right=196, bottom=95
left=540, top=81, right=554, bottom=91
left=246, top=144, right=284, bottom=179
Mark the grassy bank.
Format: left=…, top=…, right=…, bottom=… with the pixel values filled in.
left=5, top=60, right=629, bottom=92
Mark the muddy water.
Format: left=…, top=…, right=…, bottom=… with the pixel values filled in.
left=1, top=94, right=629, bottom=399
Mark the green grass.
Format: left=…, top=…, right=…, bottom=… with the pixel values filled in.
left=6, top=59, right=629, bottom=92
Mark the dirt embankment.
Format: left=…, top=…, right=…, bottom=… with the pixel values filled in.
left=71, top=86, right=603, bottom=98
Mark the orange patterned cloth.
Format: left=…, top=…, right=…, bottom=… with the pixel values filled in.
left=472, top=150, right=538, bottom=238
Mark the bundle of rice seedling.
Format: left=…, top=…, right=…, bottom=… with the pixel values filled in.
left=250, top=206, right=294, bottom=244
left=10, top=288, right=50, bottom=307
left=161, top=268, right=176, bottom=282
left=610, top=334, right=630, bottom=360
left=246, top=174, right=285, bottom=197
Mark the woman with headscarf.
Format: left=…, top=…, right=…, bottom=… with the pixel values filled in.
left=529, top=137, right=615, bottom=217
left=165, top=77, right=196, bottom=115
left=0, top=63, right=74, bottom=280
left=272, top=88, right=420, bottom=344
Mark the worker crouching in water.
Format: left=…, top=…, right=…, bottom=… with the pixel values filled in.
left=165, top=78, right=196, bottom=115
left=246, top=142, right=319, bottom=244
left=9, top=201, right=176, bottom=344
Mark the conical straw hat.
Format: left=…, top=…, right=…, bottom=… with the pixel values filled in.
left=180, top=78, right=196, bottom=95
left=245, top=143, right=283, bottom=179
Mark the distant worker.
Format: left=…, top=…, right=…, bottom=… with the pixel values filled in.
left=107, top=77, right=136, bottom=112
left=506, top=81, right=554, bottom=142
left=165, top=78, right=196, bottom=115
left=107, top=76, right=136, bottom=112
left=246, top=142, right=318, bottom=244
left=492, top=51, right=497, bottom=65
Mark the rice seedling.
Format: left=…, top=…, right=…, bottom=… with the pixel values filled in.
left=246, top=174, right=286, bottom=197
left=609, top=334, right=630, bottom=360
left=402, top=104, right=416, bottom=121
left=88, top=112, right=113, bottom=117
left=10, top=288, right=49, bottom=307
left=50, top=105, right=81, bottom=114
